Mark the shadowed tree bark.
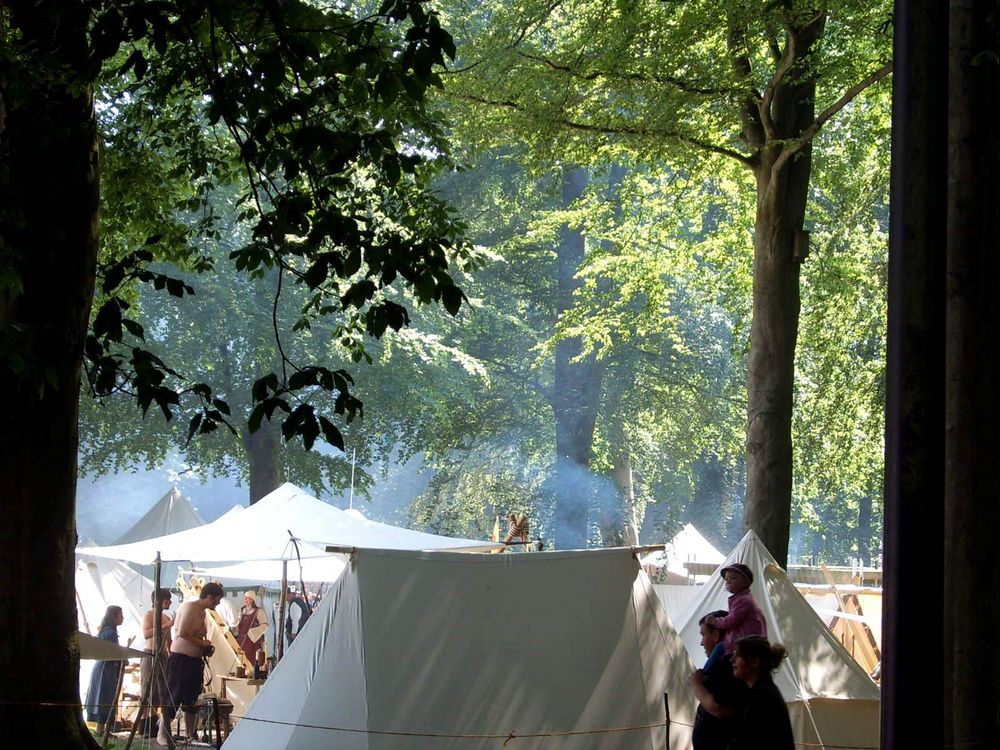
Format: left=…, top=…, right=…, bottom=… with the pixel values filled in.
left=884, top=0, right=999, bottom=747
left=0, top=3, right=102, bottom=746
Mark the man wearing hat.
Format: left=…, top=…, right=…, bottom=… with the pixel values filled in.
left=705, top=563, right=767, bottom=657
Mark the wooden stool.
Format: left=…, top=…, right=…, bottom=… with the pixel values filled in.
left=195, top=693, right=233, bottom=748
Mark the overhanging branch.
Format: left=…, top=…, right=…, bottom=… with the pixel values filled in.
left=771, top=60, right=893, bottom=177
left=515, top=50, right=728, bottom=96
left=454, top=93, right=754, bottom=167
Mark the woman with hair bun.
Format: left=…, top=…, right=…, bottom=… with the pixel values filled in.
left=85, top=605, right=125, bottom=735
left=729, top=635, right=795, bottom=750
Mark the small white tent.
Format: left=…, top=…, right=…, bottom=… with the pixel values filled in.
left=78, top=482, right=501, bottom=566
left=114, top=486, right=205, bottom=545
left=674, top=530, right=881, bottom=750
left=640, top=523, right=725, bottom=580
left=224, top=548, right=698, bottom=750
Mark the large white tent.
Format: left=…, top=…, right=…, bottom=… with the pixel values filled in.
left=77, top=482, right=501, bottom=567
left=224, top=548, right=698, bottom=750
left=674, top=530, right=881, bottom=750
left=114, top=486, right=205, bottom=545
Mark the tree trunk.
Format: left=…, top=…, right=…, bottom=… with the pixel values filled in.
left=943, top=0, right=999, bottom=744
left=741, top=17, right=825, bottom=567
left=550, top=166, right=604, bottom=549
left=883, top=2, right=948, bottom=747
left=0, top=4, right=101, bottom=746
left=856, top=493, right=872, bottom=567
left=600, top=370, right=639, bottom=547
left=242, top=420, right=284, bottom=504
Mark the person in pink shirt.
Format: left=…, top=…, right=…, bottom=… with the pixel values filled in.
left=706, top=563, right=767, bottom=656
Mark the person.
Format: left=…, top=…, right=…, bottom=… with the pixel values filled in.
left=284, top=587, right=311, bottom=646
left=235, top=590, right=268, bottom=666
left=689, top=610, right=748, bottom=750
left=728, top=635, right=795, bottom=750
left=158, top=581, right=224, bottom=747
left=139, top=588, right=173, bottom=738
left=704, top=563, right=767, bottom=658
left=85, top=605, right=125, bottom=735
left=212, top=581, right=237, bottom=629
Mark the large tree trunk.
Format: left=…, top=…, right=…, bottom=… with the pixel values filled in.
left=550, top=166, right=604, bottom=549
left=0, top=4, right=101, bottom=747
left=242, top=420, right=283, bottom=504
left=600, top=369, right=639, bottom=547
left=883, top=2, right=949, bottom=747
left=942, top=0, right=999, bottom=744
left=741, top=17, right=825, bottom=567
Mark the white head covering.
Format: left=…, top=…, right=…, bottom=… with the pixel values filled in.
left=243, top=590, right=257, bottom=604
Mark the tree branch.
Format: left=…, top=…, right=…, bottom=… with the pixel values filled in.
left=759, top=30, right=797, bottom=141
left=726, top=15, right=765, bottom=152
left=453, top=94, right=754, bottom=167
left=771, top=60, right=893, bottom=177
left=515, top=50, right=728, bottom=96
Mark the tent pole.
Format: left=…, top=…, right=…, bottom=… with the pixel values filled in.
left=663, top=692, right=670, bottom=750
left=277, top=560, right=288, bottom=662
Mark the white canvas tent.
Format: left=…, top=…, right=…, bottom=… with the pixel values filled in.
left=674, top=530, right=881, bottom=750
left=77, top=482, right=501, bottom=567
left=75, top=553, right=158, bottom=717
left=114, top=486, right=205, bottom=545
left=223, top=547, right=697, bottom=750
left=640, top=523, right=725, bottom=580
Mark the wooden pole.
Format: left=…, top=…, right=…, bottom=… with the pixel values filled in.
left=276, top=560, right=288, bottom=662
left=663, top=692, right=670, bottom=750
left=101, top=662, right=126, bottom=748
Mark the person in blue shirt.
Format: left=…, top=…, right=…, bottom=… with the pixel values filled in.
left=689, top=610, right=749, bottom=750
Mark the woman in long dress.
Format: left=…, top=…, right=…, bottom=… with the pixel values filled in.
left=235, top=590, right=268, bottom=667
left=85, top=605, right=125, bottom=734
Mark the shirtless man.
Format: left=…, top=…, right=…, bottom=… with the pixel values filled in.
left=140, top=588, right=173, bottom=737
left=158, top=582, right=224, bottom=747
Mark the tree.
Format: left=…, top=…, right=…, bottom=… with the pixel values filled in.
left=0, top=1, right=468, bottom=744
left=443, top=0, right=892, bottom=563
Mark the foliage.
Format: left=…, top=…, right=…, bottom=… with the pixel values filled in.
left=2, top=0, right=474, bottom=455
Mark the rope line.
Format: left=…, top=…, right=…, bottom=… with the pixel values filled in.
left=223, top=712, right=670, bottom=742
left=8, top=699, right=999, bottom=749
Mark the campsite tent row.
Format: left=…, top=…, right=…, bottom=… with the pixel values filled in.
left=78, top=485, right=879, bottom=750
left=76, top=482, right=503, bottom=719
left=78, top=482, right=502, bottom=572
left=224, top=534, right=880, bottom=750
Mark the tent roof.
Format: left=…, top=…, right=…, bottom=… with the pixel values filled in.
left=77, top=482, right=502, bottom=565
left=224, top=547, right=697, bottom=750
left=78, top=631, right=147, bottom=660
left=673, top=530, right=879, bottom=749
left=76, top=554, right=154, bottom=644
left=114, top=486, right=205, bottom=545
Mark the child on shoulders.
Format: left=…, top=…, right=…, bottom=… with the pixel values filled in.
left=704, top=563, right=767, bottom=665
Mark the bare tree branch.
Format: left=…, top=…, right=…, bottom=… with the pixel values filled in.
left=759, top=30, right=797, bottom=140
left=771, top=60, right=893, bottom=178
left=726, top=18, right=765, bottom=153
left=453, top=93, right=755, bottom=167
